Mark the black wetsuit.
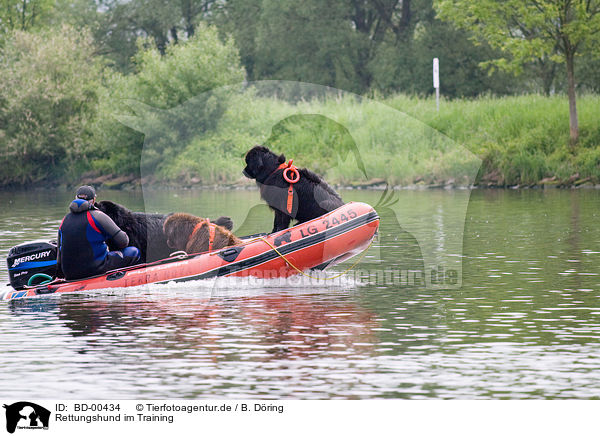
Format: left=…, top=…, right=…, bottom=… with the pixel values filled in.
left=58, top=199, right=140, bottom=280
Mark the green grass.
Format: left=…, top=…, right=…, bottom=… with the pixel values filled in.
left=388, top=94, right=600, bottom=185
left=159, top=92, right=600, bottom=186
left=7, top=90, right=598, bottom=188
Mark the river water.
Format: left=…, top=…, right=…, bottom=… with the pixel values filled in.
left=1, top=188, right=599, bottom=399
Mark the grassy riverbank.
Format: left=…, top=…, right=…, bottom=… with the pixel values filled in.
left=106, top=92, right=600, bottom=189
left=7, top=90, right=600, bottom=189
left=391, top=94, right=600, bottom=187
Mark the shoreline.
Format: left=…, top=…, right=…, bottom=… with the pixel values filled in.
left=25, top=169, right=600, bottom=191
left=3, top=178, right=600, bottom=192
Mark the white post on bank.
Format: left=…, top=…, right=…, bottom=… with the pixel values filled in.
left=433, top=57, right=440, bottom=111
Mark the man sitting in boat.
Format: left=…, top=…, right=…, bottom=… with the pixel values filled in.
left=57, top=185, right=140, bottom=280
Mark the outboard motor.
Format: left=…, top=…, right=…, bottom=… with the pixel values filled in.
left=7, top=240, right=57, bottom=290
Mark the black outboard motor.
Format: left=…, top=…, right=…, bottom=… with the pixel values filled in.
left=7, top=240, right=57, bottom=290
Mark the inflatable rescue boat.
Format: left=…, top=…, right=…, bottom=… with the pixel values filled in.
left=2, top=202, right=379, bottom=301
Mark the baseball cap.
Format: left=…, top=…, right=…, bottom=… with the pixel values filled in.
left=75, top=185, right=96, bottom=201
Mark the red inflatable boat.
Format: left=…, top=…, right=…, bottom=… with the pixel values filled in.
left=2, top=202, right=379, bottom=300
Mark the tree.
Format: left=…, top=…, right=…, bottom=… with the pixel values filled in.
left=228, top=0, right=424, bottom=92
left=254, top=0, right=366, bottom=92
left=95, top=24, right=246, bottom=178
left=369, top=2, right=517, bottom=97
left=222, top=0, right=515, bottom=96
left=349, top=0, right=420, bottom=90
left=104, top=0, right=215, bottom=62
left=213, top=0, right=262, bottom=79
left=435, top=0, right=600, bottom=145
left=0, top=26, right=103, bottom=184
left=0, top=0, right=53, bottom=35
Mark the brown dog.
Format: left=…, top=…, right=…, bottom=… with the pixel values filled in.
left=163, top=213, right=243, bottom=254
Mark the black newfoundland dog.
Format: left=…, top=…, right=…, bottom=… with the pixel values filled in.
left=242, top=145, right=344, bottom=233
left=97, top=200, right=233, bottom=263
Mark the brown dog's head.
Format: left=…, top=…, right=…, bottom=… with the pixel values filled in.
left=242, top=145, right=286, bottom=183
left=163, top=213, right=201, bottom=251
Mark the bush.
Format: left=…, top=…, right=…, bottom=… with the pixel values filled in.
left=0, top=26, right=103, bottom=185
left=95, top=24, right=246, bottom=179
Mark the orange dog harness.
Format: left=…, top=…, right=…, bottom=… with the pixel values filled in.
left=276, top=159, right=300, bottom=214
left=189, top=218, right=216, bottom=252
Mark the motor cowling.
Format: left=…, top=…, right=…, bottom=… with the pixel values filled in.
left=7, top=240, right=57, bottom=290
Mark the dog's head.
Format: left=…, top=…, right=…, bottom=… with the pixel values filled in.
left=96, top=200, right=130, bottom=222
left=243, top=145, right=286, bottom=181
left=163, top=213, right=199, bottom=251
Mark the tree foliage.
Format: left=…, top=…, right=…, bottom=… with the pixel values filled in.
left=214, top=0, right=519, bottom=96
left=369, top=9, right=516, bottom=96
left=0, top=26, right=103, bottom=185
left=253, top=0, right=366, bottom=93
left=95, top=0, right=217, bottom=71
left=436, top=0, right=600, bottom=72
left=94, top=24, right=245, bottom=178
left=0, top=0, right=54, bottom=35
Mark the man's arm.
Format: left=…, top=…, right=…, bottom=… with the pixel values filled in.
left=90, top=210, right=129, bottom=249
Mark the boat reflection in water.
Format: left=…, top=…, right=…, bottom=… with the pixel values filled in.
left=8, top=284, right=379, bottom=362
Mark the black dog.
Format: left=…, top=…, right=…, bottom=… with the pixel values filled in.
left=97, top=200, right=233, bottom=263
left=243, top=145, right=344, bottom=233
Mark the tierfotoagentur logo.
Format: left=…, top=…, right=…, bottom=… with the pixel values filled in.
left=3, top=402, right=50, bottom=434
